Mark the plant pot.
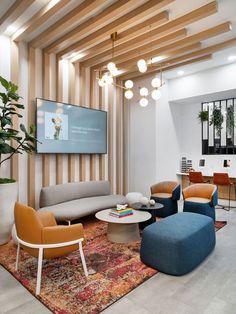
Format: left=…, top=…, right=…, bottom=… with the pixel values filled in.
left=0, top=181, right=18, bottom=245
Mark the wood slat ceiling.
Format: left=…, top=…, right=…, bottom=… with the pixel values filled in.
left=2, top=0, right=236, bottom=80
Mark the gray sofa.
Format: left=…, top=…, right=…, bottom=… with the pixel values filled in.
left=39, top=180, right=127, bottom=222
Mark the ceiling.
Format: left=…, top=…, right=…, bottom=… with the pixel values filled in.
left=0, top=0, right=236, bottom=81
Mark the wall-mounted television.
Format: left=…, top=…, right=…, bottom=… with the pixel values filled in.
left=36, top=98, right=107, bottom=154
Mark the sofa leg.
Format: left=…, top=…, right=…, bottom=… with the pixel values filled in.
left=66, top=220, right=71, bottom=226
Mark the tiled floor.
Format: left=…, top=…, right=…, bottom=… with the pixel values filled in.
left=1, top=201, right=236, bottom=314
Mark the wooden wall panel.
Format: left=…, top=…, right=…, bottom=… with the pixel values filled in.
left=99, top=86, right=106, bottom=180
left=108, top=84, right=114, bottom=191
left=55, top=57, right=64, bottom=184
left=42, top=53, right=50, bottom=187
left=28, top=47, right=36, bottom=207
left=10, top=41, right=19, bottom=182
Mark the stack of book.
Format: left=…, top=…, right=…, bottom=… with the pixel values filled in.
left=109, top=207, right=133, bottom=218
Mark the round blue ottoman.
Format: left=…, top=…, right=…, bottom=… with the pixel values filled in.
left=140, top=212, right=216, bottom=275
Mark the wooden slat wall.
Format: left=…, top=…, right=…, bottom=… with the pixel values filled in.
left=8, top=41, right=125, bottom=207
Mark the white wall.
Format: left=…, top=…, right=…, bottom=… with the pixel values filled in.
left=126, top=62, right=236, bottom=195
left=0, top=35, right=11, bottom=179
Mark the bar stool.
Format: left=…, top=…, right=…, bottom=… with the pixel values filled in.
left=189, top=171, right=210, bottom=185
left=213, top=173, right=236, bottom=211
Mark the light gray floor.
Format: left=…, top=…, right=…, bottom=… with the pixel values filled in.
left=1, top=200, right=236, bottom=314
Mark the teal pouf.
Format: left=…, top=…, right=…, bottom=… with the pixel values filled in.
left=140, top=212, right=216, bottom=275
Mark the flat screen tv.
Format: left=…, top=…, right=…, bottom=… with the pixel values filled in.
left=36, top=98, right=107, bottom=154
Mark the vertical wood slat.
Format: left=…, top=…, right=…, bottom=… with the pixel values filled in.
left=42, top=53, right=50, bottom=187
left=116, top=80, right=123, bottom=194
left=56, top=56, right=63, bottom=184
left=10, top=41, right=19, bottom=181
left=68, top=61, right=75, bottom=182
left=79, top=65, right=86, bottom=181
left=89, top=69, right=97, bottom=181
left=99, top=86, right=105, bottom=180
left=28, top=47, right=36, bottom=207
left=108, top=84, right=113, bottom=191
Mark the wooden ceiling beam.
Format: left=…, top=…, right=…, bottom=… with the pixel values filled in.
left=81, top=28, right=187, bottom=68
left=71, top=12, right=169, bottom=63
left=57, top=0, right=174, bottom=58
left=119, top=54, right=213, bottom=81
left=113, top=21, right=231, bottom=70
left=29, top=0, right=107, bottom=48
left=0, top=0, right=34, bottom=33
left=71, top=0, right=218, bottom=63
left=13, top=0, right=71, bottom=42
left=44, top=0, right=148, bottom=54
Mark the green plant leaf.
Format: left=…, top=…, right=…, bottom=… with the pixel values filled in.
left=20, top=124, right=27, bottom=133
left=0, top=143, right=15, bottom=154
left=0, top=76, right=9, bottom=90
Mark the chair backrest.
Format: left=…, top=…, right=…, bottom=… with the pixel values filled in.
left=151, top=181, right=178, bottom=194
left=189, top=171, right=204, bottom=183
left=213, top=173, right=231, bottom=185
left=14, top=202, right=43, bottom=244
left=183, top=183, right=216, bottom=200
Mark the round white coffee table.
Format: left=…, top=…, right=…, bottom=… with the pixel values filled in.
left=95, top=209, right=151, bottom=243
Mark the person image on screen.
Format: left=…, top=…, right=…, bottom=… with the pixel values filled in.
left=52, top=116, right=62, bottom=140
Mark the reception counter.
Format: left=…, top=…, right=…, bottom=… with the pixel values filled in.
left=177, top=172, right=236, bottom=200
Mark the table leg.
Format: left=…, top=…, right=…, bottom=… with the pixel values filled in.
left=107, top=222, right=140, bottom=243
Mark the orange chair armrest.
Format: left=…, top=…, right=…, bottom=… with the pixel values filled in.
left=38, top=211, right=57, bottom=227
left=42, top=224, right=84, bottom=245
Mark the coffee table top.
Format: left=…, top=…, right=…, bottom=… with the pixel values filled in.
left=131, top=202, right=164, bottom=211
left=95, top=209, right=151, bottom=224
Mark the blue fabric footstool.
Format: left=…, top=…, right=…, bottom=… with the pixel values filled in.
left=140, top=212, right=216, bottom=275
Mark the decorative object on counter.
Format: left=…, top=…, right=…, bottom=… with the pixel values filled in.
left=210, top=107, right=224, bottom=137
left=186, top=160, right=193, bottom=172
left=181, top=157, right=187, bottom=173
left=140, top=196, right=149, bottom=206
left=198, top=110, right=209, bottom=122
left=223, top=160, right=231, bottom=168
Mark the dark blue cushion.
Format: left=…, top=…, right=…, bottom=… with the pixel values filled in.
left=140, top=212, right=216, bottom=275
left=151, top=196, right=178, bottom=217
left=183, top=201, right=216, bottom=221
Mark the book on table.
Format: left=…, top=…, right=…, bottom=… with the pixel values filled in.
left=109, top=207, right=133, bottom=218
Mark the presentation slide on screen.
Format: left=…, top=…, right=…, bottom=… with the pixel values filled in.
left=36, top=99, right=107, bottom=153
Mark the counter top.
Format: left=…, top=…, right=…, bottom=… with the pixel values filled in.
left=177, top=172, right=236, bottom=179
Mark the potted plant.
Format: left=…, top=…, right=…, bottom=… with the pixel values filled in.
left=198, top=110, right=209, bottom=122
left=210, top=108, right=224, bottom=137
left=226, top=105, right=235, bottom=139
left=0, top=76, right=36, bottom=245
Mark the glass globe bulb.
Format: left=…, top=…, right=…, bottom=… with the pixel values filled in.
left=139, top=65, right=147, bottom=73
left=151, top=89, right=161, bottom=100
left=107, top=62, right=116, bottom=72
left=124, top=90, right=134, bottom=100
left=151, top=77, right=161, bottom=88
left=125, top=80, right=134, bottom=89
left=139, top=97, right=148, bottom=107
left=137, top=59, right=147, bottom=68
left=98, top=79, right=105, bottom=87
left=103, top=74, right=113, bottom=85
left=140, top=87, right=149, bottom=97
left=110, top=68, right=118, bottom=76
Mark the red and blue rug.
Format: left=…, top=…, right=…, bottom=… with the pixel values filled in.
left=0, top=219, right=227, bottom=314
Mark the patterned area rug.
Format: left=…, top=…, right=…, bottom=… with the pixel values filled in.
left=0, top=219, right=157, bottom=314
left=0, top=219, right=227, bottom=314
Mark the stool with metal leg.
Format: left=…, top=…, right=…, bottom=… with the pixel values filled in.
left=188, top=171, right=210, bottom=185
left=213, top=173, right=236, bottom=211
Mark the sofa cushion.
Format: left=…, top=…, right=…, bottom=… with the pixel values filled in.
left=185, top=197, right=210, bottom=204
left=40, top=181, right=111, bottom=208
left=152, top=193, right=172, bottom=199
left=39, top=194, right=127, bottom=221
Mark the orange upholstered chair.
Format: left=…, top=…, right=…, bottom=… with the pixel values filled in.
left=188, top=171, right=210, bottom=184
left=14, top=202, right=88, bottom=295
left=183, top=183, right=217, bottom=221
left=213, top=173, right=236, bottom=210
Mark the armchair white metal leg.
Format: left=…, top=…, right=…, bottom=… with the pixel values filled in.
left=15, top=243, right=20, bottom=271
left=36, top=248, right=43, bottom=296
left=79, top=241, right=88, bottom=277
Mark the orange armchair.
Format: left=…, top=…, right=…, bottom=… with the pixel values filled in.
left=14, top=202, right=88, bottom=295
